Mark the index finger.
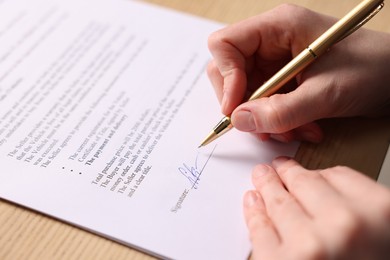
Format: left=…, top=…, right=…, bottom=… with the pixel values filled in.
left=207, top=14, right=289, bottom=115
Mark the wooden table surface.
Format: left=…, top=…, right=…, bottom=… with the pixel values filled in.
left=1, top=0, right=389, bottom=259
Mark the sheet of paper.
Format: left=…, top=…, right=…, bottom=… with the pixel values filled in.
left=0, top=0, right=299, bottom=259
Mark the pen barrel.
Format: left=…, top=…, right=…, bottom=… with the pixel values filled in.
left=248, top=48, right=315, bottom=101
left=310, top=0, right=384, bottom=55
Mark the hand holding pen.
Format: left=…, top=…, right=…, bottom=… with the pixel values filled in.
left=201, top=0, right=389, bottom=146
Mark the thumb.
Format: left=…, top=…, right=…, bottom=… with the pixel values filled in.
left=231, top=82, right=330, bottom=134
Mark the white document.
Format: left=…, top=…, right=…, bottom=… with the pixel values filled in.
left=0, top=0, right=298, bottom=259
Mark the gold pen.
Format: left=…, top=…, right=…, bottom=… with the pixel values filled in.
left=199, top=0, right=384, bottom=147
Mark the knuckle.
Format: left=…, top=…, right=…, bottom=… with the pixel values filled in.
left=331, top=165, right=352, bottom=173
left=275, top=3, right=301, bottom=13
left=320, top=79, right=345, bottom=116
left=289, top=170, right=319, bottom=188
left=334, top=207, right=364, bottom=247
left=318, top=166, right=343, bottom=183
left=320, top=165, right=353, bottom=180
left=273, top=195, right=297, bottom=215
left=262, top=94, right=293, bottom=133
left=273, top=4, right=309, bottom=25
left=272, top=194, right=289, bottom=207
left=276, top=162, right=315, bottom=187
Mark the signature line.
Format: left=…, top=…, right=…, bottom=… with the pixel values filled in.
left=191, top=144, right=217, bottom=189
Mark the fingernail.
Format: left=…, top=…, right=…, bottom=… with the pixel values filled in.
left=233, top=110, right=256, bottom=132
left=244, top=191, right=259, bottom=207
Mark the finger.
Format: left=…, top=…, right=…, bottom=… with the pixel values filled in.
left=319, top=166, right=390, bottom=220
left=207, top=26, right=250, bottom=115
left=271, top=157, right=345, bottom=217
left=320, top=165, right=390, bottom=199
left=251, top=164, right=311, bottom=239
left=220, top=67, right=247, bottom=115
left=207, top=6, right=298, bottom=116
left=206, top=60, right=224, bottom=103
left=243, top=190, right=280, bottom=259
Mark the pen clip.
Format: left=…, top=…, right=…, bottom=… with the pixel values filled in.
left=337, top=2, right=384, bottom=43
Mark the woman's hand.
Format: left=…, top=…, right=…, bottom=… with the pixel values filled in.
left=244, top=157, right=390, bottom=259
left=207, top=4, right=390, bottom=143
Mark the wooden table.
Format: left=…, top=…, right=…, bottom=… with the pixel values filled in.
left=1, top=0, right=389, bottom=259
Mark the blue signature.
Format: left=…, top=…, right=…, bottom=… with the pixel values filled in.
left=178, top=145, right=216, bottom=189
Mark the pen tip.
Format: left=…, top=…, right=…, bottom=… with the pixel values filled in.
left=199, top=131, right=217, bottom=148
